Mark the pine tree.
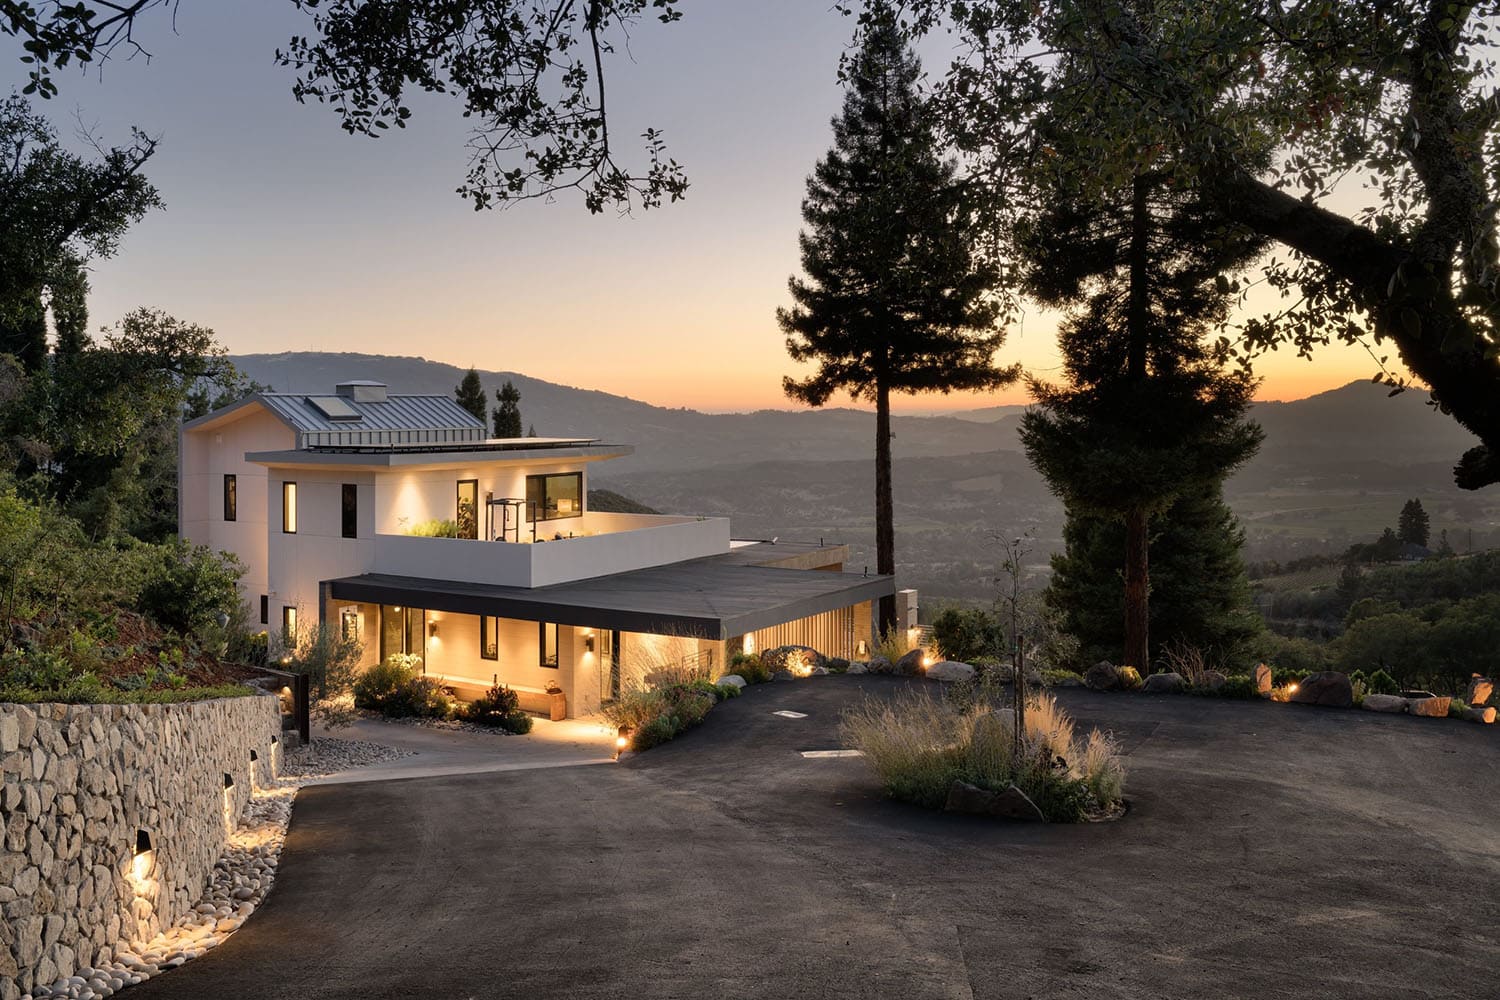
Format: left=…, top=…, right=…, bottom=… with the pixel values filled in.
left=493, top=380, right=522, bottom=438
left=454, top=367, right=487, bottom=425
left=1020, top=169, right=1264, bottom=671
left=777, top=9, right=1017, bottom=633
left=1397, top=498, right=1431, bottom=548
left=1047, top=485, right=1263, bottom=667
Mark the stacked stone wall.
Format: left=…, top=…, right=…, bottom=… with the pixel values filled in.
left=0, top=695, right=281, bottom=999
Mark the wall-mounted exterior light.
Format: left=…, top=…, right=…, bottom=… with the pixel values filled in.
left=132, top=829, right=155, bottom=881
left=250, top=749, right=259, bottom=762
left=584, top=635, right=595, bottom=653
left=223, top=773, right=235, bottom=790
left=856, top=639, right=868, bottom=657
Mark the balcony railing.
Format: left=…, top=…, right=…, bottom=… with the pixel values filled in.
left=373, top=512, right=731, bottom=588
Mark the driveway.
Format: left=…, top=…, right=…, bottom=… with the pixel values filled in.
left=132, top=676, right=1500, bottom=999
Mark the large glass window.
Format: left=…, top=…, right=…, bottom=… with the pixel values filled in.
left=456, top=479, right=479, bottom=539
left=282, top=482, right=297, bottom=533
left=379, top=605, right=426, bottom=669
left=539, top=621, right=558, bottom=668
left=526, top=472, right=582, bottom=522
left=480, top=616, right=499, bottom=660
left=341, top=484, right=358, bottom=539
left=223, top=474, right=237, bottom=522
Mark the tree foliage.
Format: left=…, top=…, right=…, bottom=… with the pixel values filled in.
left=1398, top=498, right=1431, bottom=548
left=455, top=367, right=487, bottom=424
left=493, top=379, right=522, bottom=438
left=886, top=0, right=1500, bottom=490
left=779, top=10, right=1016, bottom=629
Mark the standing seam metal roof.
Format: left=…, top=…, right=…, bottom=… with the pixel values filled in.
left=255, top=393, right=486, bottom=446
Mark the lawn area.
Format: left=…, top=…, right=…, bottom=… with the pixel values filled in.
left=125, top=675, right=1499, bottom=1000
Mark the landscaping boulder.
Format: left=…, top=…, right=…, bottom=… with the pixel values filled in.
left=771, top=669, right=796, bottom=683
left=925, top=660, right=976, bottom=683
left=761, top=645, right=827, bottom=673
left=1253, top=663, right=1273, bottom=697
left=808, top=665, right=830, bottom=676
left=1141, top=671, right=1186, bottom=694
left=1199, top=670, right=1227, bottom=692
left=1084, top=660, right=1121, bottom=692
left=1465, top=676, right=1494, bottom=707
left=866, top=655, right=895, bottom=675
left=896, top=648, right=926, bottom=676
left=1462, top=706, right=1497, bottom=724
left=1288, top=671, right=1354, bottom=708
left=715, top=674, right=747, bottom=690
left=1408, top=695, right=1451, bottom=718
left=1361, top=694, right=1408, bottom=714
left=846, top=661, right=869, bottom=675
left=944, top=780, right=1045, bottom=822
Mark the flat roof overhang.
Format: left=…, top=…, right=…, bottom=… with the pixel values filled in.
left=324, top=558, right=894, bottom=639
left=246, top=442, right=631, bottom=471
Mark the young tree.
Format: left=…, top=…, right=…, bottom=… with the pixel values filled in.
left=778, top=11, right=1017, bottom=633
left=455, top=367, right=487, bottom=425
left=493, top=381, right=523, bottom=438
left=1398, top=499, right=1432, bottom=549
left=891, top=1, right=1500, bottom=491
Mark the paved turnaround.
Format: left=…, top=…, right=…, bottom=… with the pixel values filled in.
left=131, top=677, right=1500, bottom=1000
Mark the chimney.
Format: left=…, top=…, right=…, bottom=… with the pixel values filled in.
left=336, top=380, right=388, bottom=403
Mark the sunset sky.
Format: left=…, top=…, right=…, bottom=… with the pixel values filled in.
left=6, top=3, right=1388, bottom=413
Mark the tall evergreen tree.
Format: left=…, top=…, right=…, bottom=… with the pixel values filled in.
left=1020, top=160, right=1264, bottom=670
left=1047, top=484, right=1263, bottom=668
left=493, top=380, right=522, bottom=438
left=455, top=367, right=487, bottom=425
left=777, top=9, right=1017, bottom=633
left=1397, top=499, right=1430, bottom=549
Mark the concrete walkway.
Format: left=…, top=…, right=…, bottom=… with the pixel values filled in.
left=302, top=714, right=618, bottom=784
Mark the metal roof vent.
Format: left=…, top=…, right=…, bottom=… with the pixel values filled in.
left=335, top=380, right=388, bottom=403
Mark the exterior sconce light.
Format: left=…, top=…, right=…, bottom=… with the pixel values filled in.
left=856, top=640, right=868, bottom=656
left=132, top=830, right=155, bottom=881
left=428, top=622, right=440, bottom=640
left=584, top=635, right=595, bottom=653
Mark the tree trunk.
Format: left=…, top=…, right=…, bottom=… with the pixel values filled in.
left=875, top=379, right=897, bottom=635
left=1123, top=506, right=1149, bottom=670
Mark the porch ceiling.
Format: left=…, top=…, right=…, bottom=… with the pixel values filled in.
left=324, top=558, right=893, bottom=639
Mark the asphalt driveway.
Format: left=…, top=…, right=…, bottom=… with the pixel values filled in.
left=131, top=676, right=1500, bottom=1000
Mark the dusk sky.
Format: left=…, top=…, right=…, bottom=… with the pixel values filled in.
left=5, top=3, right=1385, bottom=412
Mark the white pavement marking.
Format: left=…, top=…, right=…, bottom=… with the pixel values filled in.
left=773, top=710, right=809, bottom=719
left=800, top=749, right=864, bottom=758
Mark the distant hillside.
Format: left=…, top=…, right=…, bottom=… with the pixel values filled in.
left=230, top=352, right=1011, bottom=474
left=229, top=354, right=1500, bottom=598
left=586, top=489, right=659, bottom=515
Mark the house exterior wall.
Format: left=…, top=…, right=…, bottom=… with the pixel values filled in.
left=267, top=471, right=377, bottom=643
left=373, top=459, right=588, bottom=536
left=179, top=407, right=295, bottom=616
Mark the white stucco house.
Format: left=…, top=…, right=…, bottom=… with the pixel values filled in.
left=179, top=380, right=893, bottom=717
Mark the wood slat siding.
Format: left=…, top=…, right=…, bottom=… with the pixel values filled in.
left=750, top=606, right=856, bottom=659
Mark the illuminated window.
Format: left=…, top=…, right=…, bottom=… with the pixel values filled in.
left=282, top=606, right=298, bottom=649
left=340, top=606, right=359, bottom=642
left=526, top=473, right=582, bottom=522
left=223, top=474, right=237, bottom=521
left=456, top=480, right=479, bottom=539
left=480, top=616, right=499, bottom=660
left=282, top=482, right=298, bottom=533
left=539, top=622, right=558, bottom=668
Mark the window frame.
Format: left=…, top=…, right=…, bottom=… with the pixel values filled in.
left=525, top=472, right=583, bottom=523
left=480, top=615, right=499, bottom=661
left=260, top=595, right=268, bottom=626
left=282, top=606, right=298, bottom=649
left=223, top=474, right=237, bottom=522
left=539, top=621, right=558, bottom=668
left=282, top=481, right=298, bottom=534
left=456, top=479, right=479, bottom=539
left=341, top=483, right=358, bottom=539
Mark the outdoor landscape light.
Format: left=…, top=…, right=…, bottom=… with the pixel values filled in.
left=131, top=830, right=155, bottom=881
left=615, top=725, right=632, bottom=754
left=856, top=639, right=868, bottom=656
left=250, top=749, right=259, bottom=762
left=223, top=773, right=235, bottom=790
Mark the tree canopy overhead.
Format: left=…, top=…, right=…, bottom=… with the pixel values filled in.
left=4, top=0, right=688, bottom=214
left=884, top=0, right=1500, bottom=490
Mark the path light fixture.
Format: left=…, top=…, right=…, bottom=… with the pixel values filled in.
left=131, top=830, right=155, bottom=881
left=223, top=773, right=235, bottom=790
left=250, top=749, right=258, bottom=762
left=856, top=640, right=868, bottom=657
left=615, top=725, right=632, bottom=756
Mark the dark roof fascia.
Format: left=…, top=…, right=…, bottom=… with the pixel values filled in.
left=179, top=395, right=282, bottom=433
left=245, top=443, right=632, bottom=467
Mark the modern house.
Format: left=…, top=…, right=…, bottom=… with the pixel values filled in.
left=179, top=381, right=894, bottom=717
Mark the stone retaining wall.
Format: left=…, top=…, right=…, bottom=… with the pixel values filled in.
left=0, top=694, right=281, bottom=999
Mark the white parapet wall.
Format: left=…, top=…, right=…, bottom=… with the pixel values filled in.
left=0, top=694, right=282, bottom=999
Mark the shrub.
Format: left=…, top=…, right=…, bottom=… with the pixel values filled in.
left=716, top=682, right=742, bottom=699
left=136, top=540, right=244, bottom=635
left=1117, top=665, right=1143, bottom=690
left=827, top=657, right=851, bottom=673
left=1203, top=674, right=1258, bottom=699
left=1448, top=698, right=1469, bottom=718
left=874, top=627, right=915, bottom=665
left=0, top=681, right=254, bottom=705
left=729, top=652, right=770, bottom=684
left=406, top=519, right=461, bottom=537
left=352, top=654, right=452, bottom=718
left=931, top=606, right=998, bottom=663
left=1367, top=669, right=1400, bottom=696
left=1040, top=668, right=1084, bottom=687
left=840, top=688, right=1126, bottom=822
left=1271, top=666, right=1311, bottom=687
left=602, top=681, right=718, bottom=751
left=464, top=683, right=522, bottom=728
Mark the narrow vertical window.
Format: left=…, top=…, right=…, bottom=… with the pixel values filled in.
left=223, top=474, right=237, bottom=521
left=456, top=479, right=479, bottom=539
left=480, top=616, right=499, bottom=660
left=282, top=606, right=298, bottom=649
left=539, top=621, right=558, bottom=668
left=260, top=595, right=269, bottom=625
left=282, top=482, right=298, bottom=533
left=340, top=606, right=359, bottom=642
left=341, top=483, right=358, bottom=539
